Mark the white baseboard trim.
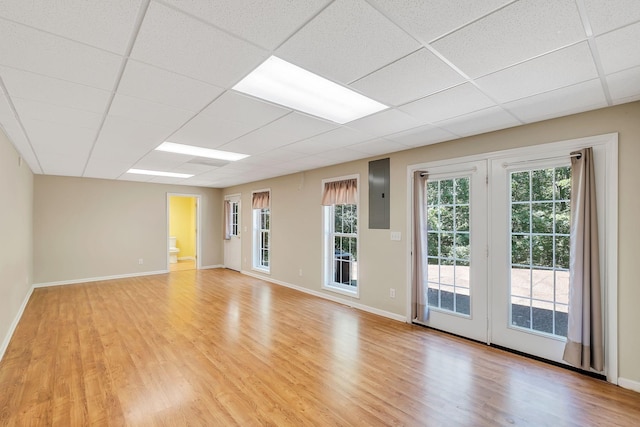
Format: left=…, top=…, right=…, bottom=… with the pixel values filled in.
left=200, top=264, right=224, bottom=270
left=0, top=286, right=34, bottom=362
left=178, top=256, right=196, bottom=261
left=618, top=377, right=640, bottom=393
left=33, top=270, right=169, bottom=288
left=241, top=270, right=406, bottom=323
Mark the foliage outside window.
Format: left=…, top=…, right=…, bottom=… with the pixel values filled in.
left=510, top=166, right=571, bottom=337
left=426, top=177, right=471, bottom=315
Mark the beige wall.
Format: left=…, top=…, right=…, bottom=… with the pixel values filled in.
left=224, top=101, right=640, bottom=384
left=33, top=176, right=223, bottom=283
left=0, top=128, right=33, bottom=354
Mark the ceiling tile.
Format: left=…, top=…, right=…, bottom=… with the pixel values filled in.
left=171, top=162, right=220, bottom=175
left=149, top=176, right=190, bottom=185
left=0, top=66, right=110, bottom=113
left=278, top=155, right=338, bottom=171
left=0, top=0, right=143, bottom=54
left=0, top=95, right=42, bottom=173
left=348, top=138, right=410, bottom=156
left=276, top=0, right=419, bottom=83
left=116, top=171, right=154, bottom=182
left=316, top=148, right=369, bottom=163
left=241, top=148, right=308, bottom=166
left=503, top=79, right=607, bottom=123
left=350, top=48, right=465, bottom=106
left=476, top=42, right=598, bottom=103
left=583, top=0, right=640, bottom=35
left=130, top=1, right=268, bottom=88
left=132, top=150, right=195, bottom=171
left=163, top=0, right=331, bottom=50
left=118, top=60, right=224, bottom=112
left=385, top=124, right=458, bottom=147
left=169, top=91, right=290, bottom=148
left=37, top=151, right=89, bottom=177
left=0, top=87, right=13, bottom=117
left=399, top=83, right=496, bottom=123
left=432, top=0, right=586, bottom=78
left=367, top=0, right=511, bottom=43
left=21, top=119, right=97, bottom=174
left=12, top=98, right=103, bottom=129
left=436, top=106, right=521, bottom=137
left=596, top=22, right=640, bottom=74
left=287, top=127, right=372, bottom=154
left=346, top=108, right=423, bottom=137
left=0, top=19, right=122, bottom=89
left=219, top=112, right=337, bottom=155
left=109, top=94, right=195, bottom=129
left=606, top=66, right=640, bottom=104
left=87, top=115, right=176, bottom=167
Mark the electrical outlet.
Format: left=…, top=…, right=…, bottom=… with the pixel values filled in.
left=299, top=269, right=303, bottom=277
left=138, top=258, right=143, bottom=265
left=390, top=288, right=396, bottom=298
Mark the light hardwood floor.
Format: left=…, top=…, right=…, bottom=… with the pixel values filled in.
left=1, top=269, right=638, bottom=426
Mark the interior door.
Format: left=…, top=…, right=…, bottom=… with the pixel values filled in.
left=224, top=194, right=242, bottom=271
left=415, top=160, right=488, bottom=343
left=489, top=156, right=572, bottom=362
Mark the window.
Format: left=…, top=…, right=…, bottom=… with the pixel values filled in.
left=252, top=191, right=270, bottom=272
left=510, top=166, right=571, bottom=337
left=231, top=201, right=239, bottom=236
left=322, top=176, right=359, bottom=296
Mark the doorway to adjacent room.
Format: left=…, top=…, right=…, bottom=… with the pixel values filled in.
left=167, top=194, right=200, bottom=272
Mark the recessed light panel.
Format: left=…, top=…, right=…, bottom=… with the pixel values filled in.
left=156, top=141, right=249, bottom=161
left=127, top=168, right=193, bottom=178
left=233, top=56, right=388, bottom=124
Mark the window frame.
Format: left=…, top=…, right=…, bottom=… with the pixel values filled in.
left=322, top=174, right=360, bottom=298
left=252, top=189, right=271, bottom=274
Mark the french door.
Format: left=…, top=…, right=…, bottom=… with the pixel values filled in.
left=415, top=160, right=488, bottom=343
left=490, top=157, right=572, bottom=362
left=414, top=157, right=577, bottom=363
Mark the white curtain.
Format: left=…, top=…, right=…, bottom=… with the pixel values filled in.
left=224, top=200, right=232, bottom=240
left=413, top=171, right=429, bottom=322
left=321, top=179, right=357, bottom=206
left=563, top=147, right=604, bottom=371
left=252, top=191, right=270, bottom=209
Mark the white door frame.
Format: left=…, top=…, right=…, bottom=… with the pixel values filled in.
left=167, top=193, right=201, bottom=270
left=405, top=133, right=618, bottom=383
left=408, top=160, right=489, bottom=343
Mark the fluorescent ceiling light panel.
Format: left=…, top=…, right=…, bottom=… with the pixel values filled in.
left=127, top=168, right=194, bottom=178
left=233, top=56, right=388, bottom=124
left=156, top=141, right=249, bottom=161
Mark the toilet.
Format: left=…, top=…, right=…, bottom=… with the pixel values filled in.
left=169, top=236, right=180, bottom=264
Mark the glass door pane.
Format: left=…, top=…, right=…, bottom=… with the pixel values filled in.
left=509, top=167, right=570, bottom=337
left=426, top=177, right=471, bottom=315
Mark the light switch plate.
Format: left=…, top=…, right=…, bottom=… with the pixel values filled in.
left=390, top=231, right=401, bottom=241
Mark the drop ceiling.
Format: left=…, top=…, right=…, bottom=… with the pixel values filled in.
left=0, top=0, right=638, bottom=188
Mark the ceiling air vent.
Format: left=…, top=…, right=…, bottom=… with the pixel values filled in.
left=187, top=158, right=230, bottom=168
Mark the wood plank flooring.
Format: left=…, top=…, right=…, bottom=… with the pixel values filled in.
left=1, top=269, right=638, bottom=426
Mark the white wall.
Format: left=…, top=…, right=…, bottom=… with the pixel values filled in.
left=0, top=127, right=33, bottom=357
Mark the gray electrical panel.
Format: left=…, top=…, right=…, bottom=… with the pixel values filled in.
left=369, top=157, right=390, bottom=229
